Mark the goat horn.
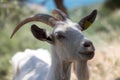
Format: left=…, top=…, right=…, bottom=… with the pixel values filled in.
left=10, top=14, right=57, bottom=38
left=52, top=9, right=68, bottom=21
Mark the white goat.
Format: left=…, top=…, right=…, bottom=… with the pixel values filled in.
left=11, top=49, right=51, bottom=80
left=11, top=9, right=97, bottom=80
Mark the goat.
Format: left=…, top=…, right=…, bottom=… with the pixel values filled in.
left=11, top=49, right=51, bottom=80
left=11, top=9, right=97, bottom=80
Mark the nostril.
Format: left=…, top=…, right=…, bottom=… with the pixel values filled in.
left=83, top=41, right=92, bottom=48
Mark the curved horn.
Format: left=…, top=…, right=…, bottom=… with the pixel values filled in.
left=10, top=14, right=57, bottom=38
left=52, top=9, right=68, bottom=21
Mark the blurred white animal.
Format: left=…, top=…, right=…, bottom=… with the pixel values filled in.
left=11, top=49, right=51, bottom=80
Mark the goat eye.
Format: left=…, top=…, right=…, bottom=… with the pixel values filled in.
left=55, top=32, right=66, bottom=40
left=57, top=34, right=65, bottom=39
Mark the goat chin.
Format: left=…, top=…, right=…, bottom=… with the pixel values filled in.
left=10, top=49, right=51, bottom=80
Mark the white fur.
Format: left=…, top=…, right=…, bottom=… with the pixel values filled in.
left=11, top=49, right=51, bottom=80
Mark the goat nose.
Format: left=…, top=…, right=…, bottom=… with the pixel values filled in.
left=83, top=40, right=93, bottom=48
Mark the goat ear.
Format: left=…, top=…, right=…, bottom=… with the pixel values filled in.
left=31, top=24, right=53, bottom=43
left=78, top=9, right=97, bottom=31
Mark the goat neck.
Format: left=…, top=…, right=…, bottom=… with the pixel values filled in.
left=75, top=60, right=89, bottom=80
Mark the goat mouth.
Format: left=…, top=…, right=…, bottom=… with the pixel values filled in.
left=79, top=51, right=94, bottom=59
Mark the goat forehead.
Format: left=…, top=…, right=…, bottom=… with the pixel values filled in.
left=54, top=26, right=84, bottom=40
left=54, top=20, right=81, bottom=33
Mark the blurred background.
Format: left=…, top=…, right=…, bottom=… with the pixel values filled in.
left=0, top=0, right=120, bottom=80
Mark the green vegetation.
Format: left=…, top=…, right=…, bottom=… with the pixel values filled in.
left=104, top=0, right=120, bottom=10
left=0, top=1, right=120, bottom=80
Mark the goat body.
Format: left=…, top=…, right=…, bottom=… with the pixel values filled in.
left=11, top=49, right=51, bottom=80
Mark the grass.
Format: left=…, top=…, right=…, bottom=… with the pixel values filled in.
left=0, top=3, right=120, bottom=80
